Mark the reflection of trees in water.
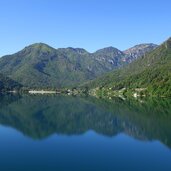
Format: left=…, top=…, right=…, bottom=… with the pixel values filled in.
left=0, top=94, right=171, bottom=148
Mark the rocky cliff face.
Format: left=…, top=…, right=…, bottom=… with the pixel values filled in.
left=123, top=43, right=158, bottom=63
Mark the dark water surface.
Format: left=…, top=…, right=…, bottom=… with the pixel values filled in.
left=0, top=94, right=171, bottom=171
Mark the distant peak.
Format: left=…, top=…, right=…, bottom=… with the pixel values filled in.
left=15, top=43, right=56, bottom=57
left=26, top=43, right=55, bottom=50
left=124, top=43, right=158, bottom=53
left=59, top=47, right=88, bottom=54
left=126, top=43, right=157, bottom=50
left=136, top=43, right=157, bottom=47
left=75, top=48, right=88, bottom=54
left=94, top=46, right=121, bottom=54
left=101, top=46, right=119, bottom=51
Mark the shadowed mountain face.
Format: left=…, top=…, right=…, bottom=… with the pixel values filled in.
left=0, top=43, right=157, bottom=88
left=0, top=94, right=171, bottom=148
left=0, top=73, right=22, bottom=91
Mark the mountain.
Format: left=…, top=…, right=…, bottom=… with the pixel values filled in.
left=123, top=43, right=158, bottom=63
left=0, top=42, right=156, bottom=88
left=0, top=73, right=22, bottom=92
left=85, top=38, right=171, bottom=97
left=0, top=43, right=126, bottom=88
left=93, top=47, right=126, bottom=69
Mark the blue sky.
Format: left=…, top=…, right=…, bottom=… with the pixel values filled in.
left=0, top=0, right=171, bottom=56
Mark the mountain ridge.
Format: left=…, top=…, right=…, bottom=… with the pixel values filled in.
left=0, top=42, right=158, bottom=88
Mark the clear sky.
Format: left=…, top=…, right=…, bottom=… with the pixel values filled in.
left=0, top=0, right=171, bottom=56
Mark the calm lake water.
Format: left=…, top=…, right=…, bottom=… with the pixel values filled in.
left=0, top=94, right=171, bottom=171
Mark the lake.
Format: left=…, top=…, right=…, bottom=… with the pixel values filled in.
left=0, top=94, right=171, bottom=171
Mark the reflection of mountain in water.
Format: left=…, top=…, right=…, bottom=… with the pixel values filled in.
left=0, top=94, right=171, bottom=148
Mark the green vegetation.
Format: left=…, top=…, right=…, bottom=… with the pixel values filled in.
left=0, top=39, right=168, bottom=97
left=84, top=38, right=171, bottom=97
left=0, top=44, right=125, bottom=88
left=0, top=73, right=22, bottom=92
left=0, top=43, right=156, bottom=89
left=0, top=94, right=171, bottom=148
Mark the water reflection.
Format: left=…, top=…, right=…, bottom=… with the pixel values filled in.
left=0, top=94, right=171, bottom=148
